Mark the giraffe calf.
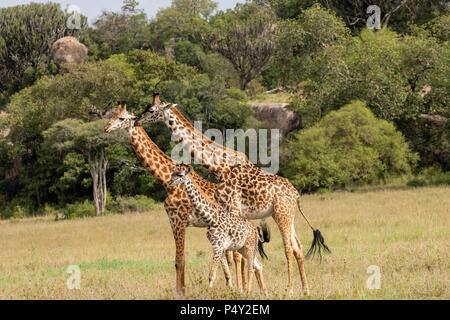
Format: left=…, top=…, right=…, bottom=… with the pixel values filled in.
left=169, top=165, right=270, bottom=295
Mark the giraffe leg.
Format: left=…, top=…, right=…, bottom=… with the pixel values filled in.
left=209, top=249, right=223, bottom=289
left=172, top=225, right=186, bottom=297
left=221, top=252, right=233, bottom=288
left=253, top=257, right=268, bottom=296
left=241, top=255, right=246, bottom=290
left=225, top=250, right=234, bottom=286
left=233, top=251, right=243, bottom=292
left=246, top=255, right=255, bottom=294
left=273, top=209, right=295, bottom=296
left=292, top=225, right=310, bottom=296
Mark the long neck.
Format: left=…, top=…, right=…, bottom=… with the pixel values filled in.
left=128, top=126, right=175, bottom=190
left=164, top=107, right=249, bottom=180
left=183, top=176, right=220, bottom=226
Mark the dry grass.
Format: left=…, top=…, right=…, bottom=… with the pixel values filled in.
left=0, top=186, right=448, bottom=300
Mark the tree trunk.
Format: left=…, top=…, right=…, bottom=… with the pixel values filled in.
left=88, top=147, right=108, bottom=216
left=240, top=76, right=249, bottom=91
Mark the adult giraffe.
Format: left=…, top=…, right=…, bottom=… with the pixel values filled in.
left=136, top=94, right=330, bottom=296
left=102, top=102, right=246, bottom=296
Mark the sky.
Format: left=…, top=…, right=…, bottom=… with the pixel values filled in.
left=0, top=0, right=243, bottom=24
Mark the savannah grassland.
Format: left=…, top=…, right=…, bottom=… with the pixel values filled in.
left=0, top=186, right=448, bottom=300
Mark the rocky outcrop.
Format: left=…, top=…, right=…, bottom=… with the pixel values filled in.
left=51, top=36, right=88, bottom=65
left=250, top=102, right=301, bottom=136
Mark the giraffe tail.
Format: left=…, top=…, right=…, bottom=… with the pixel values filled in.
left=257, top=222, right=270, bottom=260
left=296, top=198, right=331, bottom=260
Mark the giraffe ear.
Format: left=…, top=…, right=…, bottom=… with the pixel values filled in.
left=153, top=92, right=160, bottom=105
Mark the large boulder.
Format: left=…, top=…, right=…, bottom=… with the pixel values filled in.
left=250, top=102, right=302, bottom=136
left=51, top=36, right=88, bottom=65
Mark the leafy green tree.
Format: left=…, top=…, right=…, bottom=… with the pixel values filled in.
left=295, top=28, right=445, bottom=124
left=283, top=101, right=417, bottom=192
left=0, top=59, right=134, bottom=209
left=255, top=0, right=448, bottom=33
left=125, top=49, right=195, bottom=104
left=149, top=0, right=217, bottom=51
left=0, top=2, right=87, bottom=107
left=320, top=0, right=448, bottom=33
left=210, top=4, right=278, bottom=90
left=43, top=119, right=128, bottom=215
left=84, top=0, right=151, bottom=60
left=266, top=4, right=350, bottom=88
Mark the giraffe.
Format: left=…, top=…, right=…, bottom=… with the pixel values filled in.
left=136, top=93, right=330, bottom=296
left=169, top=164, right=270, bottom=295
left=102, top=102, right=246, bottom=296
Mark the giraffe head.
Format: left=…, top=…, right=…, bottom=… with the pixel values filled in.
left=168, top=164, right=193, bottom=187
left=103, top=102, right=137, bottom=133
left=135, top=93, right=176, bottom=125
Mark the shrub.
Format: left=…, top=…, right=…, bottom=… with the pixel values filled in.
left=283, top=101, right=418, bottom=192
left=114, top=195, right=155, bottom=214
left=407, top=166, right=450, bottom=187
left=62, top=200, right=96, bottom=219
left=0, top=197, right=36, bottom=219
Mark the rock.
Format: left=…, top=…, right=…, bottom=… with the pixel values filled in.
left=249, top=102, right=302, bottom=136
left=51, top=36, right=88, bottom=65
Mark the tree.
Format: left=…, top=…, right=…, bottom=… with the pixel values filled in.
left=294, top=28, right=445, bottom=125
left=255, top=0, right=448, bottom=33
left=149, top=0, right=217, bottom=52
left=0, top=59, right=134, bottom=208
left=85, top=0, right=151, bottom=59
left=265, top=4, right=350, bottom=88
left=210, top=4, right=278, bottom=90
left=321, top=0, right=448, bottom=33
left=43, top=119, right=128, bottom=215
left=283, top=101, right=417, bottom=192
left=0, top=2, right=87, bottom=107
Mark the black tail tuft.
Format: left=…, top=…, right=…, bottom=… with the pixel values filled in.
left=305, top=229, right=331, bottom=261
left=259, top=221, right=271, bottom=243
left=257, top=223, right=270, bottom=260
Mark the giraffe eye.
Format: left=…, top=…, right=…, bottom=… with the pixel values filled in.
left=119, top=117, right=125, bottom=121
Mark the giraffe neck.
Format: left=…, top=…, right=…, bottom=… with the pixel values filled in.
left=128, top=126, right=174, bottom=190
left=183, top=176, right=220, bottom=226
left=164, top=107, right=249, bottom=180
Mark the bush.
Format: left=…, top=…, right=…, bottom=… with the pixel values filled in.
left=114, top=195, right=155, bottom=214
left=283, top=101, right=418, bottom=192
left=0, top=197, right=36, bottom=219
left=62, top=200, right=96, bottom=219
left=407, top=167, right=450, bottom=187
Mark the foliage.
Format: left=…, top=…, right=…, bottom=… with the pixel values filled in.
left=0, top=0, right=448, bottom=219
left=268, top=4, right=350, bottom=88
left=407, top=166, right=450, bottom=187
left=84, top=1, right=152, bottom=60
left=111, top=195, right=156, bottom=214
left=0, top=2, right=87, bottom=107
left=293, top=28, right=446, bottom=123
left=210, top=3, right=278, bottom=90
left=283, top=101, right=417, bottom=192
left=149, top=0, right=217, bottom=51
